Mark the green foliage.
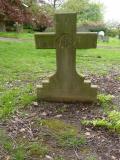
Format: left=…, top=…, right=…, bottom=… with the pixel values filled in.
left=82, top=110, right=120, bottom=133
left=40, top=119, right=86, bottom=148
left=19, top=85, right=36, bottom=106
left=97, top=94, right=114, bottom=109
left=107, top=28, right=119, bottom=37
left=54, top=156, right=65, bottom=160
left=0, top=129, right=25, bottom=159
left=84, top=3, right=103, bottom=22
left=56, top=105, right=67, bottom=113
left=108, top=110, right=120, bottom=132
left=106, top=22, right=120, bottom=37
left=61, top=0, right=88, bottom=13
left=82, top=119, right=110, bottom=127
left=98, top=94, right=113, bottom=104
left=0, top=85, right=36, bottom=118
left=27, top=142, right=48, bottom=158
left=77, top=21, right=106, bottom=33
left=40, top=3, right=55, bottom=16
left=58, top=135, right=85, bottom=148
left=0, top=89, right=19, bottom=118
left=82, top=94, right=119, bottom=133
left=0, top=129, right=13, bottom=152
left=116, top=76, right=120, bottom=81
left=0, top=129, right=48, bottom=159
left=61, top=0, right=103, bottom=23
left=21, top=0, right=53, bottom=31
left=39, top=119, right=78, bottom=135
left=86, top=156, right=97, bottom=160
left=12, top=146, right=25, bottom=160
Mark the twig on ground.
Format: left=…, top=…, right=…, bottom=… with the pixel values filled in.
left=74, top=149, right=82, bottom=160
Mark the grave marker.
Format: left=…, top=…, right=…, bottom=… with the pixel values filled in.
left=35, top=13, right=97, bottom=102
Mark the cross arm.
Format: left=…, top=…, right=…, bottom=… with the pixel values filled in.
left=35, top=33, right=56, bottom=49
left=76, top=32, right=97, bottom=49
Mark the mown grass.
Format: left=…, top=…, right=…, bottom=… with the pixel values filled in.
left=0, top=32, right=120, bottom=47
left=98, top=37, right=120, bottom=47
left=0, top=32, right=34, bottom=39
left=0, top=40, right=56, bottom=118
left=0, top=84, right=36, bottom=118
left=0, top=39, right=120, bottom=118
left=76, top=48, right=120, bottom=75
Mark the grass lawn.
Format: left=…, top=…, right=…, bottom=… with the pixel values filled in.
left=0, top=32, right=120, bottom=47
left=0, top=40, right=119, bottom=116
left=98, top=37, right=120, bottom=47
left=0, top=32, right=34, bottom=39
left=0, top=37, right=120, bottom=159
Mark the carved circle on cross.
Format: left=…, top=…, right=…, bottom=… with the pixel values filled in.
left=56, top=34, right=73, bottom=48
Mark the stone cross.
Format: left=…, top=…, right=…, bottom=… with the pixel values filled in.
left=35, top=13, right=97, bottom=102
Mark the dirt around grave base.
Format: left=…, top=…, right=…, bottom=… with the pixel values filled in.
left=0, top=72, right=120, bottom=160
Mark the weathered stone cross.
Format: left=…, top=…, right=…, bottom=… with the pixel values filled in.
left=35, top=13, right=97, bottom=102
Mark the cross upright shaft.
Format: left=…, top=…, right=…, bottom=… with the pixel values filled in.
left=35, top=13, right=98, bottom=102
left=55, top=13, right=76, bottom=82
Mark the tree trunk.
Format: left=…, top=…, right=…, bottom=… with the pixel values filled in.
left=53, top=0, right=57, bottom=8
left=0, top=21, right=6, bottom=32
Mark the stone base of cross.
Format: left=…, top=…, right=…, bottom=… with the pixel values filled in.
left=35, top=13, right=97, bottom=102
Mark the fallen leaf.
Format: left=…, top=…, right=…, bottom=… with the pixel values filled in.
left=5, top=156, right=10, bottom=160
left=54, top=114, right=62, bottom=118
left=41, top=112, right=47, bottom=116
left=45, top=155, right=53, bottom=159
left=85, top=132, right=91, bottom=136
left=33, top=102, right=38, bottom=106
left=111, top=156, right=116, bottom=160
left=20, top=128, right=25, bottom=132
